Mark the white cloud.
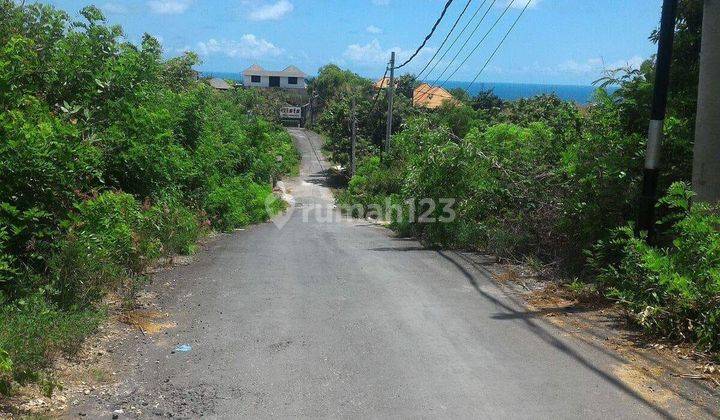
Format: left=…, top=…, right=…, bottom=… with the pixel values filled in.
left=147, top=0, right=192, bottom=14
left=344, top=39, right=392, bottom=64
left=504, top=0, right=541, bottom=9
left=196, top=35, right=283, bottom=59
left=478, top=55, right=646, bottom=83
left=609, top=55, right=645, bottom=70
left=366, top=25, right=383, bottom=34
left=343, top=39, right=434, bottom=67
left=103, top=2, right=128, bottom=14
left=556, top=56, right=644, bottom=75
left=248, top=0, right=294, bottom=21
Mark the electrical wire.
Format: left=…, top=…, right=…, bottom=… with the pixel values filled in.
left=394, top=0, right=456, bottom=69
left=369, top=64, right=390, bottom=115
left=416, top=0, right=491, bottom=82
left=415, top=0, right=474, bottom=80
left=417, top=0, right=514, bottom=98
left=420, top=0, right=498, bottom=92
left=467, top=0, right=533, bottom=87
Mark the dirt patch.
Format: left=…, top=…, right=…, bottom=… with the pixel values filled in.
left=612, top=362, right=677, bottom=408
left=524, top=284, right=578, bottom=312
left=119, top=310, right=176, bottom=335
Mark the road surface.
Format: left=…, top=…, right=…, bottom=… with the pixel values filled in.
left=73, top=128, right=709, bottom=418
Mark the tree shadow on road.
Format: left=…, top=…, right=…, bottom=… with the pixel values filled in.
left=436, top=249, right=718, bottom=419
left=367, top=240, right=716, bottom=418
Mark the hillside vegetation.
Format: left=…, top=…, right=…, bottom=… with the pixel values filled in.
left=0, top=2, right=297, bottom=394
left=314, top=0, right=719, bottom=354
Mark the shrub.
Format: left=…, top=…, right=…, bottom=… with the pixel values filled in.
left=143, top=197, right=201, bottom=256
left=47, top=192, right=149, bottom=307
left=70, top=192, right=157, bottom=273
left=0, top=293, right=102, bottom=392
left=0, top=226, right=17, bottom=287
left=206, top=177, right=281, bottom=231
left=589, top=183, right=720, bottom=351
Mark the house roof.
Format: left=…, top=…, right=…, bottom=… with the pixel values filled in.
left=373, top=76, right=397, bottom=90
left=243, top=64, right=306, bottom=78
left=413, top=83, right=458, bottom=109
left=207, top=78, right=233, bottom=90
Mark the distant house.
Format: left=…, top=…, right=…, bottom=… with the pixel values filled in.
left=413, top=83, right=459, bottom=109
left=242, top=64, right=307, bottom=90
left=207, top=77, right=233, bottom=91
left=373, top=76, right=397, bottom=90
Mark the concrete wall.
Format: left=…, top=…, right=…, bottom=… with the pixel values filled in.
left=243, top=75, right=306, bottom=90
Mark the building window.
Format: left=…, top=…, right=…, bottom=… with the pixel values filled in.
left=288, top=77, right=298, bottom=85
left=251, top=75, right=261, bottom=83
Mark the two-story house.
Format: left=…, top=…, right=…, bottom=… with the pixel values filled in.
left=242, top=65, right=307, bottom=90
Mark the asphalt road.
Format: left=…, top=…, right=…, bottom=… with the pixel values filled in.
left=73, top=128, right=706, bottom=418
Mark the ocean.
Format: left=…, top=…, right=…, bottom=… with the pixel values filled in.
left=202, top=71, right=609, bottom=104
left=443, top=81, right=610, bottom=104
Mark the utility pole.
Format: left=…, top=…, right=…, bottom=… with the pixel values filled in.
left=692, top=0, right=720, bottom=203
left=350, top=96, right=357, bottom=177
left=637, top=0, right=678, bottom=236
left=385, top=52, right=395, bottom=154
left=306, top=94, right=318, bottom=127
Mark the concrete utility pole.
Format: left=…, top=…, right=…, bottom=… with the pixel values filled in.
left=385, top=52, right=395, bottom=154
left=692, top=0, right=720, bottom=203
left=638, top=0, right=678, bottom=235
left=351, top=96, right=357, bottom=177
left=305, top=94, right=318, bottom=127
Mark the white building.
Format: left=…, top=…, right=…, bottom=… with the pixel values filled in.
left=242, top=64, right=307, bottom=90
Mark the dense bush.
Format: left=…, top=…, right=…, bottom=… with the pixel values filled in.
left=0, top=294, right=102, bottom=388
left=206, top=177, right=283, bottom=231
left=0, top=1, right=297, bottom=392
left=590, top=183, right=720, bottom=352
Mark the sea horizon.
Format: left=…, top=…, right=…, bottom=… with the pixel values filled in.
left=201, top=71, right=611, bottom=104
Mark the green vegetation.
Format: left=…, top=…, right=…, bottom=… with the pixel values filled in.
left=319, top=1, right=717, bottom=353
left=590, top=182, right=720, bottom=350
left=0, top=1, right=297, bottom=393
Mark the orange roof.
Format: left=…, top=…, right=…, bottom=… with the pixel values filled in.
left=373, top=76, right=396, bottom=90
left=413, top=83, right=458, bottom=109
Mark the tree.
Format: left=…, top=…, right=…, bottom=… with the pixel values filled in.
left=395, top=74, right=419, bottom=99
left=448, top=87, right=470, bottom=103
left=471, top=89, right=504, bottom=111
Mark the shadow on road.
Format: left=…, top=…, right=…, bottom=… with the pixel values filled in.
left=303, top=169, right=346, bottom=189
left=366, top=241, right=716, bottom=418
left=433, top=250, right=678, bottom=418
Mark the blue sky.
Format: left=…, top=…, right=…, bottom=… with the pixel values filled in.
left=41, top=0, right=664, bottom=85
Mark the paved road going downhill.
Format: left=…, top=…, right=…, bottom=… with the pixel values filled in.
left=75, top=129, right=699, bottom=418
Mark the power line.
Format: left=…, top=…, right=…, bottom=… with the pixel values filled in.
left=394, top=0, right=456, bottom=69
left=369, top=64, right=390, bottom=115
left=417, top=0, right=492, bottom=82
left=415, top=0, right=474, bottom=80
left=427, top=0, right=516, bottom=95
left=467, top=0, right=533, bottom=87
left=416, top=0, right=501, bottom=97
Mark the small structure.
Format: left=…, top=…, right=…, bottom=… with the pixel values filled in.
left=242, top=64, right=307, bottom=90
left=413, top=83, right=458, bottom=109
left=207, top=77, right=233, bottom=91
left=373, top=76, right=397, bottom=90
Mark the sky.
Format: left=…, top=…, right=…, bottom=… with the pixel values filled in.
left=40, top=0, right=665, bottom=85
